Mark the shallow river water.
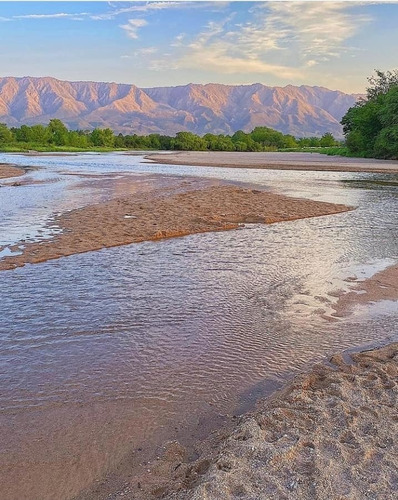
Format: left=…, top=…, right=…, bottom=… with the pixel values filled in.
left=0, top=153, right=397, bottom=500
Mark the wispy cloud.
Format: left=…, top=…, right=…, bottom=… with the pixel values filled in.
left=156, top=1, right=371, bottom=79
left=91, top=1, right=228, bottom=21
left=120, top=18, right=148, bottom=40
left=121, top=46, right=158, bottom=59
left=136, top=46, right=158, bottom=55
left=257, top=1, right=372, bottom=64
left=92, top=1, right=186, bottom=21
left=14, top=12, right=88, bottom=20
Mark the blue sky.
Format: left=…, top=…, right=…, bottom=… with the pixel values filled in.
left=0, top=1, right=397, bottom=93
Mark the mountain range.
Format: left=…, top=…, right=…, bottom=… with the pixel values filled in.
left=0, top=76, right=362, bottom=138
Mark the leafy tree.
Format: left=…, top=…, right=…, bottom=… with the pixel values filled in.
left=319, top=132, right=337, bottom=147
left=281, top=135, right=298, bottom=148
left=172, top=131, right=207, bottom=151
left=0, top=123, right=13, bottom=144
left=341, top=69, right=398, bottom=158
left=90, top=128, right=115, bottom=147
left=366, top=69, right=398, bottom=100
left=251, top=126, right=286, bottom=148
left=14, top=125, right=32, bottom=143
left=378, top=86, right=398, bottom=127
left=48, top=119, right=69, bottom=146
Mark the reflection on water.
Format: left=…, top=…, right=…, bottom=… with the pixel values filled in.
left=0, top=153, right=397, bottom=500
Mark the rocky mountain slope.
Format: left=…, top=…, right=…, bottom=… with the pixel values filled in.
left=0, top=76, right=361, bottom=137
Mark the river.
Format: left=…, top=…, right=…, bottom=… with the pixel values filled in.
left=0, top=152, right=397, bottom=499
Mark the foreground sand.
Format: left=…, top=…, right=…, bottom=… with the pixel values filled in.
left=0, top=163, right=25, bottom=179
left=0, top=180, right=350, bottom=271
left=82, top=340, right=398, bottom=500
left=162, top=342, right=398, bottom=500
left=146, top=151, right=398, bottom=174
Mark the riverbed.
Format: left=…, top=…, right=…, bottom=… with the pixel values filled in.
left=0, top=152, right=397, bottom=500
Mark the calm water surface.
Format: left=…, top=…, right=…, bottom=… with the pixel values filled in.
left=0, top=153, right=397, bottom=500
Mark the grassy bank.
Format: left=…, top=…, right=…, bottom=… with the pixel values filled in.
left=280, top=146, right=358, bottom=156
left=0, top=144, right=130, bottom=153
left=1, top=144, right=352, bottom=155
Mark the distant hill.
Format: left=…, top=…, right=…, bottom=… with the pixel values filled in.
left=0, top=76, right=362, bottom=138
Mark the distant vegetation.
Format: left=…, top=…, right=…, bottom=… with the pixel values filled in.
left=0, top=119, right=340, bottom=153
left=341, top=69, right=398, bottom=159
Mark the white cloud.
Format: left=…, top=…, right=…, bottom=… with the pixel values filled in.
left=171, top=33, right=186, bottom=47
left=122, top=47, right=158, bottom=59
left=177, top=45, right=303, bottom=79
left=136, top=47, right=158, bottom=55
left=91, top=1, right=228, bottom=21
left=160, top=2, right=371, bottom=79
left=120, top=18, right=148, bottom=40
left=253, top=1, right=372, bottom=64
left=14, top=13, right=88, bottom=20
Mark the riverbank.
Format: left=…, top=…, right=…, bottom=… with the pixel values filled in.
left=145, top=151, right=398, bottom=174
left=0, top=178, right=351, bottom=271
left=0, top=163, right=25, bottom=179
left=77, top=337, right=398, bottom=500
left=165, top=340, right=398, bottom=500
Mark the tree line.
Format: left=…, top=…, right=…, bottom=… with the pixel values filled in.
left=341, top=69, right=398, bottom=159
left=0, top=119, right=339, bottom=152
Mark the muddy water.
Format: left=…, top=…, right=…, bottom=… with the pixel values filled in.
left=0, top=153, right=397, bottom=499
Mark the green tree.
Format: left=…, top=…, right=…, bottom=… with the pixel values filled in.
left=171, top=131, right=207, bottom=151
left=251, top=127, right=286, bottom=148
left=14, top=125, right=31, bottom=143
left=0, top=123, right=13, bottom=144
left=48, top=119, right=69, bottom=146
left=29, top=124, right=50, bottom=144
left=341, top=69, right=398, bottom=159
left=90, top=128, right=115, bottom=147
left=319, top=132, right=337, bottom=147
left=366, top=69, right=398, bottom=100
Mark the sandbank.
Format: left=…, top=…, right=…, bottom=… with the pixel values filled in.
left=0, top=179, right=351, bottom=271
left=145, top=151, right=398, bottom=174
left=334, top=263, right=398, bottom=317
left=0, top=163, right=25, bottom=179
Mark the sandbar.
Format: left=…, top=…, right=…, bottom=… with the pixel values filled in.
left=0, top=163, right=25, bottom=179
left=146, top=151, right=398, bottom=174
left=334, top=263, right=398, bottom=317
left=0, top=179, right=351, bottom=271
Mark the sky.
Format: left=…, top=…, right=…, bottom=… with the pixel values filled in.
left=0, top=1, right=397, bottom=93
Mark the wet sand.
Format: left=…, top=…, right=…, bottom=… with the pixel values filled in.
left=78, top=340, right=398, bottom=500
left=164, top=341, right=398, bottom=500
left=146, top=151, right=398, bottom=174
left=334, top=263, right=398, bottom=317
left=0, top=163, right=25, bottom=179
left=0, top=179, right=351, bottom=271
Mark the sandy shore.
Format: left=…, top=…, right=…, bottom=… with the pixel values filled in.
left=162, top=341, right=398, bottom=500
left=146, top=151, right=398, bottom=174
left=0, top=163, right=25, bottom=179
left=0, top=180, right=351, bottom=271
left=79, top=340, right=398, bottom=500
